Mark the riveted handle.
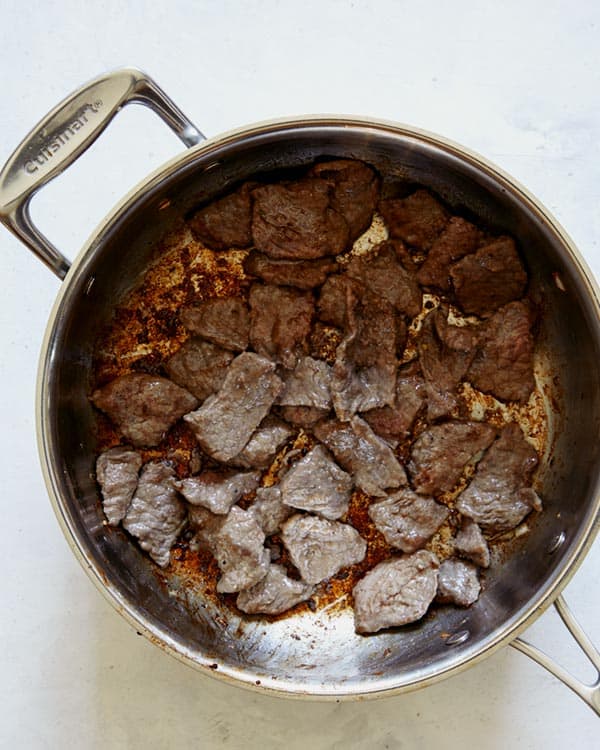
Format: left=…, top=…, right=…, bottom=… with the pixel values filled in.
left=0, top=67, right=205, bottom=279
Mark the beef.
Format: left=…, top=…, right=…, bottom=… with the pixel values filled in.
left=188, top=182, right=254, bottom=251
left=456, top=423, right=541, bottom=532
left=436, top=559, right=481, bottom=606
left=236, top=563, right=314, bottom=615
left=181, top=297, right=250, bottom=352
left=95, top=447, right=142, bottom=525
left=409, top=421, right=497, bottom=495
left=314, top=416, right=407, bottom=497
left=317, top=274, right=352, bottom=328
left=91, top=373, right=198, bottom=448
left=450, top=236, right=528, bottom=317
left=278, top=356, right=333, bottom=409
left=454, top=518, right=490, bottom=568
left=278, top=405, right=330, bottom=429
left=184, top=352, right=283, bottom=462
left=249, top=485, right=293, bottom=535
left=243, top=251, right=338, bottom=289
left=229, top=415, right=295, bottom=468
left=309, top=159, right=380, bottom=241
left=175, top=469, right=260, bottom=514
left=186, top=505, right=223, bottom=551
left=363, top=364, right=427, bottom=444
left=252, top=179, right=350, bottom=260
left=416, top=217, right=482, bottom=289
left=122, top=462, right=186, bottom=568
left=379, top=190, right=449, bottom=250
left=165, top=337, right=234, bottom=401
left=468, top=301, right=535, bottom=403
left=353, top=551, right=440, bottom=633
left=368, top=489, right=449, bottom=553
left=212, top=506, right=270, bottom=593
left=249, top=284, right=314, bottom=369
left=280, top=445, right=353, bottom=520
left=281, top=514, right=366, bottom=584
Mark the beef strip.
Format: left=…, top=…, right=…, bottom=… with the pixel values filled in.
left=379, top=190, right=449, bottom=250
left=314, top=416, right=407, bottom=497
left=278, top=405, right=331, bottom=429
left=212, top=506, right=271, bottom=593
left=95, top=447, right=142, bottom=525
left=188, top=182, right=254, bottom=251
left=180, top=297, right=250, bottom=352
left=456, top=423, right=541, bottom=532
left=122, top=461, right=186, bottom=568
left=281, top=514, right=366, bottom=584
left=368, top=489, right=449, bottom=553
left=175, top=469, right=261, bottom=514
left=317, top=274, right=351, bottom=328
left=249, top=485, right=293, bottom=535
left=278, top=356, right=333, bottom=409
left=353, top=551, right=439, bottom=633
left=468, top=300, right=535, bottom=403
left=184, top=352, right=283, bottom=462
left=409, top=421, right=497, bottom=495
left=248, top=284, right=314, bottom=369
left=252, top=179, right=350, bottom=260
left=229, top=415, right=295, bottom=468
left=280, top=445, right=353, bottom=520
left=92, top=373, right=198, bottom=448
left=416, top=217, right=482, bottom=289
left=450, top=236, right=528, bottom=317
left=164, top=337, right=234, bottom=401
left=243, top=252, right=338, bottom=289
left=436, top=559, right=481, bottom=606
left=454, top=518, right=490, bottom=568
left=236, top=564, right=314, bottom=615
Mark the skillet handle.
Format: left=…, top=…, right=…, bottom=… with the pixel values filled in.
left=511, top=594, right=600, bottom=716
left=0, top=67, right=205, bottom=279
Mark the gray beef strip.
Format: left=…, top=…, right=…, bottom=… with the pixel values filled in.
left=212, top=506, right=271, bottom=593
left=165, top=337, right=234, bottom=401
left=252, top=179, right=350, bottom=260
left=123, top=462, right=186, bottom=568
left=379, top=190, right=450, bottom=251
left=409, top=421, right=497, bottom=495
left=92, top=373, right=198, bottom=448
left=454, top=518, right=490, bottom=568
left=353, top=551, right=440, bottom=634
left=243, top=252, right=338, bottom=289
left=278, top=356, right=333, bottom=409
left=416, top=217, right=482, bottom=290
left=236, top=564, right=314, bottom=615
left=314, top=416, right=407, bottom=497
left=456, top=423, right=541, bottom=532
left=278, top=405, right=330, bottom=429
left=436, top=559, right=481, bottom=607
left=175, top=469, right=261, bottom=514
left=229, top=415, right=295, bottom=468
left=249, top=485, right=293, bottom=536
left=181, top=297, right=250, bottom=352
left=96, top=447, right=142, bottom=525
left=450, top=236, right=528, bottom=317
left=468, top=301, right=535, bottom=403
left=368, top=489, right=449, bottom=553
left=249, top=284, right=314, bottom=369
left=281, top=514, right=366, bottom=584
left=184, top=352, right=283, bottom=462
left=188, top=182, right=254, bottom=251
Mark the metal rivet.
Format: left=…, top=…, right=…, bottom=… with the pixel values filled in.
left=445, top=629, right=470, bottom=646
left=547, top=530, right=566, bottom=554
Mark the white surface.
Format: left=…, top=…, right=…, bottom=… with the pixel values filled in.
left=1, top=1, right=599, bottom=747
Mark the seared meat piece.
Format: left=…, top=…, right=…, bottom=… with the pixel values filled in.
left=243, top=251, right=338, bottom=289
left=436, top=559, right=481, bottom=606
left=450, top=236, right=528, bottom=317
left=280, top=445, right=353, bottom=520
left=317, top=274, right=352, bottom=328
left=236, top=563, right=315, bottom=615
left=249, top=485, right=293, bottom=536
left=456, top=423, right=541, bottom=532
left=314, top=416, right=407, bottom=497
left=92, top=373, right=198, bottom=448
left=416, top=217, right=482, bottom=290
left=96, top=447, right=142, bottom=525
left=186, top=505, right=223, bottom=551
left=278, top=356, right=332, bottom=409
left=180, top=297, right=250, bottom=352
left=212, top=506, right=270, bottom=593
left=122, top=462, right=186, bottom=568
left=409, top=421, right=497, bottom=495
left=252, top=179, right=350, bottom=260
left=249, top=284, right=314, bottom=369
left=188, top=182, right=254, bottom=250
left=379, top=190, right=449, bottom=251
left=468, top=301, right=535, bottom=403
left=353, top=551, right=439, bottom=633
left=230, top=415, right=295, bottom=468
left=281, top=514, right=366, bottom=584
left=368, top=489, right=449, bottom=553
left=278, top=405, right=330, bottom=429
left=454, top=518, right=490, bottom=568
left=184, top=352, right=283, bottom=462
left=175, top=469, right=260, bottom=514
left=309, top=159, right=380, bottom=241
left=165, top=337, right=234, bottom=401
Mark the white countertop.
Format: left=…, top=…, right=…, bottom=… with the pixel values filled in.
left=1, top=2, right=599, bottom=747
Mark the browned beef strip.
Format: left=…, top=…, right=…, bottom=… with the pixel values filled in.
left=278, top=405, right=330, bottom=429
left=249, top=485, right=293, bottom=536
left=165, top=337, right=234, bottom=401
left=317, top=274, right=351, bottom=328
left=369, top=489, right=449, bottom=553
left=353, top=551, right=439, bottom=633
left=409, top=421, right=497, bottom=495
left=243, top=251, right=338, bottom=289
left=468, top=301, right=535, bottom=403
left=416, top=217, right=482, bottom=289
left=92, top=373, right=198, bottom=448
left=180, top=297, right=250, bottom=351
left=175, top=469, right=261, bottom=514
left=212, top=506, right=271, bottom=593
left=236, top=564, right=314, bottom=615
left=249, top=284, right=314, bottom=369
left=379, top=190, right=450, bottom=250
left=450, top=236, right=528, bottom=317
left=252, top=179, right=350, bottom=260
left=96, top=447, right=142, bottom=525
left=436, top=559, right=481, bottom=606
left=456, top=423, right=541, bottom=532
left=454, top=518, right=490, bottom=568
left=229, top=415, right=295, bottom=468
left=188, top=182, right=254, bottom=251
left=278, top=356, right=333, bottom=409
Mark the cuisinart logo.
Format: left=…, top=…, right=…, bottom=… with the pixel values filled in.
left=24, top=100, right=103, bottom=174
